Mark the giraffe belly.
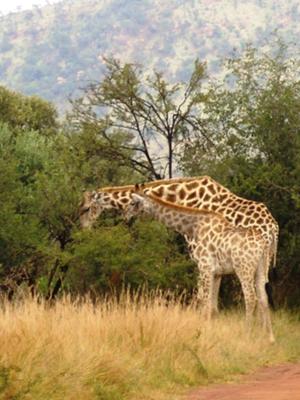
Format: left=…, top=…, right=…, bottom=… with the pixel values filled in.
left=213, top=254, right=234, bottom=275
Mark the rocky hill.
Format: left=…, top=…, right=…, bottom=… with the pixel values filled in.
left=0, top=0, right=299, bottom=110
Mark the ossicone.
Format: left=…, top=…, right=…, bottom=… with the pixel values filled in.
left=134, top=183, right=145, bottom=192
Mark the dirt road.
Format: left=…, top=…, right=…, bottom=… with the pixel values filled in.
left=186, top=363, right=300, bottom=400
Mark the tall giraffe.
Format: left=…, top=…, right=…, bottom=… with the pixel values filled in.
left=125, top=190, right=275, bottom=342
left=79, top=176, right=278, bottom=286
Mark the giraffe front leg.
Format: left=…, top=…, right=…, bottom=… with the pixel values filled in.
left=197, top=267, right=214, bottom=321
left=212, top=275, right=221, bottom=316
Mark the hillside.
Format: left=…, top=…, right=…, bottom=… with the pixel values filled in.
left=0, top=0, right=299, bottom=110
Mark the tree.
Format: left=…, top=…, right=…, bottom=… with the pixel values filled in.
left=0, top=124, right=51, bottom=297
left=180, top=42, right=300, bottom=306
left=69, top=57, right=208, bottom=179
left=0, top=86, right=58, bottom=136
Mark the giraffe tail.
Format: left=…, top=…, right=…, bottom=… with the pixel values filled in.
left=262, top=246, right=275, bottom=309
left=264, top=246, right=271, bottom=283
left=271, top=229, right=278, bottom=269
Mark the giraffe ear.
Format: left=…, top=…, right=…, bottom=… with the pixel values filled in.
left=91, top=190, right=101, bottom=201
left=131, top=193, right=143, bottom=204
left=135, top=183, right=141, bottom=192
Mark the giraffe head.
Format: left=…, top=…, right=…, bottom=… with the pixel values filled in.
left=124, top=193, right=149, bottom=221
left=79, top=186, right=134, bottom=228
left=79, top=191, right=101, bottom=229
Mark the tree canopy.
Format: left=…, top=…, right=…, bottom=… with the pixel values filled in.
left=0, top=86, right=58, bottom=135
left=69, top=58, right=208, bottom=179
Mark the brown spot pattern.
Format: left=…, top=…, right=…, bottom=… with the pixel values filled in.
left=186, top=181, right=199, bottom=190
left=153, top=187, right=164, bottom=197
left=199, top=187, right=205, bottom=198
left=187, top=192, right=197, bottom=200
left=179, top=188, right=186, bottom=200
left=207, top=184, right=217, bottom=195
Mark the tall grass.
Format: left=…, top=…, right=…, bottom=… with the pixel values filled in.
left=0, top=293, right=299, bottom=400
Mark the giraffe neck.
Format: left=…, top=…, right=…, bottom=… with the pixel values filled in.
left=99, top=188, right=133, bottom=210
left=98, top=177, right=220, bottom=210
left=143, top=196, right=225, bottom=239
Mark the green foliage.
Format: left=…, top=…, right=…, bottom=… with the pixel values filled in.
left=0, top=125, right=50, bottom=288
left=0, top=86, right=58, bottom=135
left=68, top=218, right=195, bottom=295
left=62, top=124, right=140, bottom=188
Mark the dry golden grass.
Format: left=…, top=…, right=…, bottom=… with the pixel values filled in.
left=0, top=293, right=299, bottom=400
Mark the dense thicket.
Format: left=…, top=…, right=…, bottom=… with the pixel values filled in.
left=0, top=43, right=299, bottom=306
left=0, top=86, right=196, bottom=300
left=181, top=44, right=300, bottom=306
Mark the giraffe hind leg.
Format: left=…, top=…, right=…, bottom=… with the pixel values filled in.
left=255, top=261, right=275, bottom=343
left=236, top=272, right=257, bottom=326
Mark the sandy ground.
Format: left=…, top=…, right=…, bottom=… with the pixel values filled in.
left=186, top=363, right=300, bottom=400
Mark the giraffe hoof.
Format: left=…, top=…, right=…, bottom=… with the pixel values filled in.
left=269, top=335, right=276, bottom=344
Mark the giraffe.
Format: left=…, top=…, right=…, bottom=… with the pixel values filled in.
left=79, top=176, right=279, bottom=313
left=125, top=190, right=275, bottom=342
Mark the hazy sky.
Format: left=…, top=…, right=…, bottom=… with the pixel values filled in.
left=0, top=0, right=61, bottom=15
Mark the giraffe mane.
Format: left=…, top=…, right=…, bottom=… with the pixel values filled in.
left=98, top=185, right=135, bottom=193
left=97, top=176, right=214, bottom=193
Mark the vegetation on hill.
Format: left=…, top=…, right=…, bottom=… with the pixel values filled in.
left=0, top=0, right=300, bottom=109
